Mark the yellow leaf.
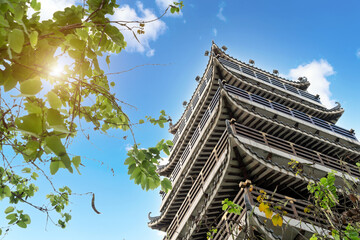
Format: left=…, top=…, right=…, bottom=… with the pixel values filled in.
left=259, top=202, right=267, bottom=212
left=264, top=207, right=273, bottom=219
left=272, top=214, right=283, bottom=226
left=257, top=195, right=263, bottom=202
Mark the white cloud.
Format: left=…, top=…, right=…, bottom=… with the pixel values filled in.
left=27, top=0, right=76, bottom=20
left=356, top=49, right=360, bottom=58
left=146, top=49, right=155, bottom=57
left=110, top=2, right=167, bottom=55
left=125, top=144, right=133, bottom=151
left=217, top=2, right=226, bottom=22
left=287, top=59, right=336, bottom=108
left=156, top=231, right=166, bottom=237
left=213, top=28, right=217, bottom=37
left=159, top=157, right=169, bottom=165
left=155, top=0, right=183, bottom=17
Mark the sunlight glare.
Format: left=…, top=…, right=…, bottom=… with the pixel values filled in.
left=50, top=64, right=64, bottom=77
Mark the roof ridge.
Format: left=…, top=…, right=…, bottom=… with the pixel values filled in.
left=211, top=42, right=310, bottom=89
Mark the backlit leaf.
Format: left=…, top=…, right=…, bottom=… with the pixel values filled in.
left=30, top=31, right=38, bottom=48
left=47, top=91, right=62, bottom=109
left=15, top=114, right=43, bottom=136
left=8, top=29, right=24, bottom=53
left=20, top=79, right=42, bottom=95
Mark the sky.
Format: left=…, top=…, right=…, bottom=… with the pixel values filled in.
left=2, top=0, right=360, bottom=239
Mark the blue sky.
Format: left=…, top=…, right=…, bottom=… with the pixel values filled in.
left=2, top=0, right=360, bottom=239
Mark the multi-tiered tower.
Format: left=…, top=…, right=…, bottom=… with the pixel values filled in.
left=148, top=43, right=360, bottom=239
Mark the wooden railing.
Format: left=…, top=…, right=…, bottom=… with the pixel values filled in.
left=232, top=122, right=360, bottom=178
left=218, top=57, right=321, bottom=103
left=224, top=83, right=356, bottom=140
left=165, top=130, right=229, bottom=240
left=213, top=185, right=327, bottom=240
left=171, top=67, right=213, bottom=147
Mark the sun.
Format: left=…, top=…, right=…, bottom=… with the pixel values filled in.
left=50, top=64, right=64, bottom=77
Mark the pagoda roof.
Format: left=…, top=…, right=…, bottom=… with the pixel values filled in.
left=168, top=47, right=345, bottom=137
left=162, top=83, right=359, bottom=177
left=163, top=125, right=317, bottom=239
left=211, top=42, right=311, bottom=91
left=151, top=88, right=359, bottom=232
left=214, top=57, right=345, bottom=123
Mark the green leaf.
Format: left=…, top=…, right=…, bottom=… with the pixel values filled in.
left=22, top=167, right=31, bottom=173
left=6, top=213, right=17, bottom=220
left=5, top=206, right=14, bottom=214
left=31, top=172, right=39, bottom=180
left=14, top=5, right=24, bottom=21
left=4, top=75, right=17, bottom=92
left=17, top=221, right=27, bottom=228
left=20, top=78, right=42, bottom=95
left=222, top=204, right=228, bottom=211
left=29, top=31, right=38, bottom=48
left=161, top=178, right=172, bottom=193
left=4, top=185, right=11, bottom=197
left=124, top=157, right=135, bottom=165
left=47, top=91, right=62, bottom=109
left=72, top=156, right=81, bottom=174
left=47, top=108, right=69, bottom=133
left=139, top=119, right=145, bottom=124
left=106, top=55, right=110, bottom=69
left=105, top=25, right=126, bottom=48
left=166, top=140, right=173, bottom=146
left=0, top=15, right=9, bottom=27
left=70, top=39, right=86, bottom=51
left=23, top=214, right=31, bottom=224
left=163, top=145, right=170, bottom=155
left=30, top=0, right=41, bottom=11
left=24, top=102, right=42, bottom=114
left=15, top=114, right=43, bottom=136
left=110, top=82, right=115, bottom=87
left=50, top=160, right=60, bottom=175
left=45, top=136, right=71, bottom=172
left=8, top=29, right=24, bottom=54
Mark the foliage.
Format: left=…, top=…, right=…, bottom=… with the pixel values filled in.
left=0, top=0, right=182, bottom=235
left=307, top=171, right=338, bottom=209
left=222, top=198, right=242, bottom=215
left=256, top=189, right=287, bottom=227
left=307, top=172, right=360, bottom=240
left=206, top=227, right=217, bottom=240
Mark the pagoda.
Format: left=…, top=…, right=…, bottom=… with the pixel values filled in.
left=148, top=42, right=360, bottom=239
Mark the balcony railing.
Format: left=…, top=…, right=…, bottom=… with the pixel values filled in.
left=171, top=67, right=213, bottom=147
left=160, top=89, right=220, bottom=200
left=218, top=58, right=321, bottom=103
left=224, top=84, right=357, bottom=140
left=163, top=83, right=356, bottom=199
left=165, top=130, right=229, bottom=240
left=213, top=185, right=327, bottom=240
left=232, top=122, right=360, bottom=178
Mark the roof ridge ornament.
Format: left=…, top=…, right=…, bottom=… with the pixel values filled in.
left=330, top=102, right=342, bottom=111
left=298, top=76, right=308, bottom=82
left=148, top=212, right=160, bottom=222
